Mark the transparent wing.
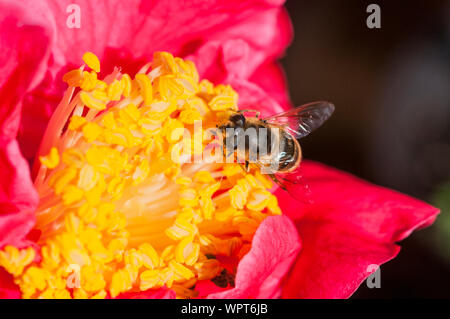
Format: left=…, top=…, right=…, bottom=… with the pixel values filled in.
left=263, top=101, right=335, bottom=139
left=253, top=162, right=313, bottom=204
left=269, top=164, right=314, bottom=204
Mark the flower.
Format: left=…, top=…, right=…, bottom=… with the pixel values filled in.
left=0, top=0, right=439, bottom=299
left=2, top=51, right=292, bottom=299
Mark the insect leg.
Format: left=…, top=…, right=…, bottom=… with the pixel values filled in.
left=236, top=161, right=252, bottom=173
left=238, top=163, right=246, bottom=173
left=267, top=174, right=288, bottom=191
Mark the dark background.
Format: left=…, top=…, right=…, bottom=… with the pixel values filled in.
left=282, top=0, right=450, bottom=298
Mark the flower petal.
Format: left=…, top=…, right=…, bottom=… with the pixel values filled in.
left=276, top=160, right=440, bottom=298
left=115, top=287, right=175, bottom=299
left=208, top=215, right=301, bottom=299
left=0, top=267, right=20, bottom=299
left=249, top=61, right=292, bottom=110
left=0, top=138, right=38, bottom=249
left=188, top=5, right=292, bottom=82
left=44, top=0, right=291, bottom=75
left=0, top=0, right=51, bottom=139
left=0, top=2, right=47, bottom=250
left=230, top=78, right=286, bottom=117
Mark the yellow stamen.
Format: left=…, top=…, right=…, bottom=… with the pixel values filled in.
left=135, top=73, right=153, bottom=106
left=82, top=52, right=101, bottom=73
left=107, top=80, right=124, bottom=101
left=80, top=71, right=98, bottom=92
left=39, top=147, right=60, bottom=169
left=121, top=74, right=132, bottom=98
left=0, top=246, right=35, bottom=276
left=63, top=69, right=83, bottom=87
left=80, top=91, right=106, bottom=110
left=68, top=115, right=87, bottom=130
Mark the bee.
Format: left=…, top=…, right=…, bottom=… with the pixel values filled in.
left=217, top=101, right=335, bottom=198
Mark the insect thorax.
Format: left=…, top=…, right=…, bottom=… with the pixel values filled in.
left=221, top=118, right=300, bottom=172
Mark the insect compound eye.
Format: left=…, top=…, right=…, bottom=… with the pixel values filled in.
left=229, top=113, right=245, bottom=127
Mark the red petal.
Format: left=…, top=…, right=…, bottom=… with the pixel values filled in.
left=249, top=62, right=292, bottom=110
left=0, top=138, right=38, bottom=249
left=0, top=267, right=21, bottom=299
left=115, top=287, right=175, bottom=299
left=43, top=0, right=291, bottom=75
left=231, top=78, right=286, bottom=117
left=188, top=6, right=292, bottom=82
left=0, top=1, right=51, bottom=139
left=0, top=2, right=49, bottom=249
left=276, top=160, right=440, bottom=298
left=208, top=215, right=301, bottom=298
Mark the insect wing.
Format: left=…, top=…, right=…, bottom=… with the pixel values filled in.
left=267, top=165, right=314, bottom=204
left=263, top=101, right=335, bottom=139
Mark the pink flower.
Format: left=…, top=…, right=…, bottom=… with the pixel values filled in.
left=0, top=0, right=439, bottom=299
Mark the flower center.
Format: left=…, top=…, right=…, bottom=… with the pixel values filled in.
left=0, top=52, right=281, bottom=299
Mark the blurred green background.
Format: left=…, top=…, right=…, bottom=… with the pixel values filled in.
left=282, top=0, right=450, bottom=298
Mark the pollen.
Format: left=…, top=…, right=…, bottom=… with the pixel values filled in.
left=135, top=73, right=153, bottom=106
left=0, top=52, right=282, bottom=299
left=63, top=69, right=83, bottom=87
left=39, top=147, right=60, bottom=169
left=82, top=52, right=101, bottom=73
left=179, top=108, right=202, bottom=124
left=80, top=91, right=106, bottom=110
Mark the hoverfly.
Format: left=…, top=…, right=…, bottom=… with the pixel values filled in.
left=217, top=101, right=335, bottom=199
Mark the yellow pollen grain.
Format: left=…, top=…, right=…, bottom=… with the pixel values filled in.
left=107, top=80, right=123, bottom=101
left=153, top=51, right=178, bottom=75
left=179, top=108, right=201, bottom=124
left=179, top=188, right=198, bottom=207
left=63, top=69, right=83, bottom=87
left=39, top=147, right=60, bottom=169
left=77, top=164, right=100, bottom=191
left=121, top=74, right=132, bottom=98
left=82, top=122, right=103, bottom=143
left=175, top=176, right=192, bottom=186
left=139, top=243, right=159, bottom=269
left=62, top=185, right=84, bottom=205
left=157, top=75, right=185, bottom=101
left=193, top=171, right=215, bottom=184
left=50, top=166, right=77, bottom=195
left=80, top=71, right=98, bottom=91
left=139, top=269, right=161, bottom=291
left=92, top=89, right=109, bottom=102
left=169, top=260, right=194, bottom=280
left=80, top=91, right=106, bottom=110
left=165, top=218, right=198, bottom=241
left=0, top=246, right=35, bottom=276
left=68, top=115, right=87, bottom=131
left=82, top=52, right=101, bottom=73
left=229, top=184, right=248, bottom=210
left=135, top=73, right=153, bottom=106
left=163, top=118, right=184, bottom=143
left=246, top=189, right=272, bottom=211
left=209, top=94, right=236, bottom=111
left=175, top=237, right=200, bottom=265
